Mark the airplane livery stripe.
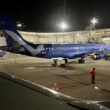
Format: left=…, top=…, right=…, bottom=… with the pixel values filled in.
left=4, top=30, right=39, bottom=56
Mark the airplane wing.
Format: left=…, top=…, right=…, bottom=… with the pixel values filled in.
left=0, top=72, right=109, bottom=110
left=62, top=49, right=106, bottom=61
left=63, top=51, right=93, bottom=59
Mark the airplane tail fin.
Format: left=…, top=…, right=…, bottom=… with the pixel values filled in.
left=0, top=17, right=39, bottom=56
left=0, top=17, right=25, bottom=48
left=0, top=17, right=21, bottom=36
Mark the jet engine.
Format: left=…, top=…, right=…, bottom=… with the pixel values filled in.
left=91, top=54, right=104, bottom=60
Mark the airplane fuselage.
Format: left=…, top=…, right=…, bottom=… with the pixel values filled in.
left=31, top=43, right=110, bottom=59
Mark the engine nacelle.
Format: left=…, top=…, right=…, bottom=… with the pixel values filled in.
left=92, top=54, right=104, bottom=60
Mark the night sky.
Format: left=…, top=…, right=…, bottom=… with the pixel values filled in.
left=0, top=0, right=110, bottom=32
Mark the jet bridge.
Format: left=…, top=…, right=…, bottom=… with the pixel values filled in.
left=1, top=28, right=110, bottom=44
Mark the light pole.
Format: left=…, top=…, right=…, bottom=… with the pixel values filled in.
left=59, top=21, right=69, bottom=43
left=89, top=17, right=98, bottom=43
left=90, top=17, right=98, bottom=29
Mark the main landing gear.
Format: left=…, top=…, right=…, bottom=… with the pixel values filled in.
left=52, top=58, right=68, bottom=67
left=64, top=58, right=68, bottom=64
left=78, top=57, right=85, bottom=64
left=52, top=59, right=58, bottom=67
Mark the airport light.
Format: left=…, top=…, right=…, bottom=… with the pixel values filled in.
left=16, top=21, right=24, bottom=31
left=59, top=21, right=68, bottom=31
left=90, top=17, right=98, bottom=29
left=58, top=20, right=69, bottom=43
left=91, top=18, right=98, bottom=25
left=17, top=23, right=22, bottom=28
left=76, top=33, right=80, bottom=37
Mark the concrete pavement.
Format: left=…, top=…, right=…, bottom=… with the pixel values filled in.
left=0, top=55, right=110, bottom=101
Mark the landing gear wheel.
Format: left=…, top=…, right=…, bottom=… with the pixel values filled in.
left=78, top=58, right=85, bottom=64
left=60, top=59, right=68, bottom=67
left=64, top=59, right=68, bottom=64
left=52, top=59, right=58, bottom=67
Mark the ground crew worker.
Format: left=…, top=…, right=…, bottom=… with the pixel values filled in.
left=90, top=67, right=96, bottom=84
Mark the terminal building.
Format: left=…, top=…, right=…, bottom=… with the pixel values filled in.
left=1, top=28, right=110, bottom=44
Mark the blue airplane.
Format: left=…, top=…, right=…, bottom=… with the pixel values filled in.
left=0, top=17, right=110, bottom=66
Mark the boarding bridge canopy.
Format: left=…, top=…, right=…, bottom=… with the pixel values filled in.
left=1, top=28, right=110, bottom=44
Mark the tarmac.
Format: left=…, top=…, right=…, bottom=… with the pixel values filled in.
left=0, top=53, right=110, bottom=101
